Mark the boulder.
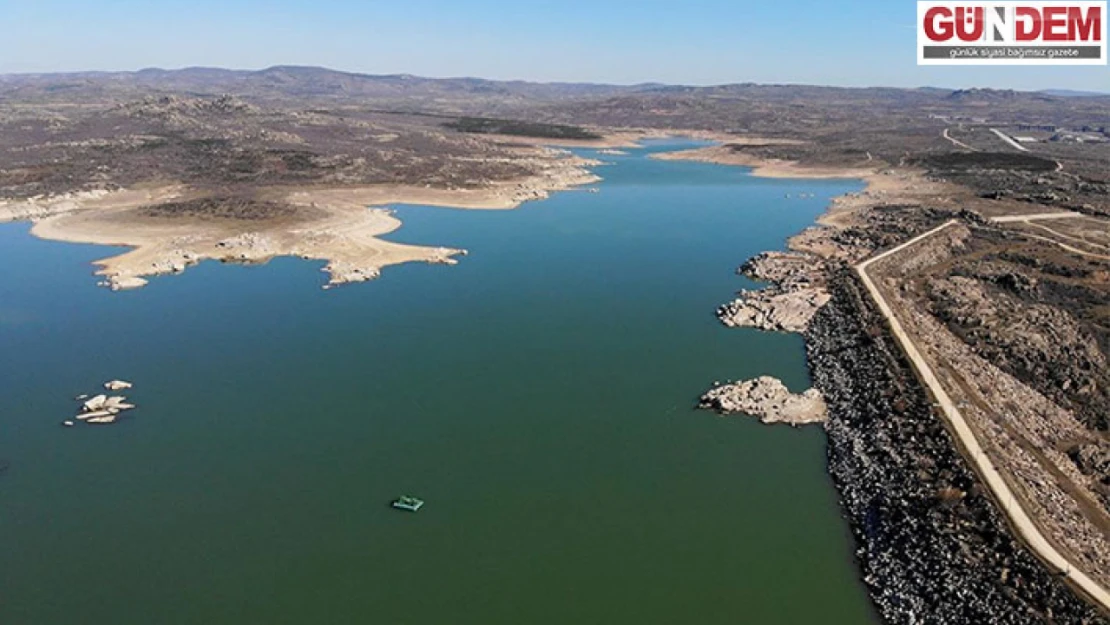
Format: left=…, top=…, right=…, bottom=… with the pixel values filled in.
left=103, top=396, right=135, bottom=411
left=82, top=395, right=108, bottom=412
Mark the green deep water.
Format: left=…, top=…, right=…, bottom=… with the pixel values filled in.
left=0, top=140, right=876, bottom=624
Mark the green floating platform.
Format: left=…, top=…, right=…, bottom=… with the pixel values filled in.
left=392, top=496, right=424, bottom=512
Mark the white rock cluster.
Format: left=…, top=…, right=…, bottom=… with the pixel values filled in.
left=717, top=288, right=832, bottom=334
left=65, top=380, right=137, bottom=426
left=699, top=376, right=828, bottom=426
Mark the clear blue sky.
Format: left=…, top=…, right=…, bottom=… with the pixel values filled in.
left=3, top=0, right=1107, bottom=91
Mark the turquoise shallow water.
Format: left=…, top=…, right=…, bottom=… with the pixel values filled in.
left=0, top=140, right=874, bottom=624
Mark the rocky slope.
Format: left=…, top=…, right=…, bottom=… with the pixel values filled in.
left=808, top=271, right=1105, bottom=624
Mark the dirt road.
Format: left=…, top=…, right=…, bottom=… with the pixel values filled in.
left=991, top=212, right=1081, bottom=223
left=990, top=128, right=1031, bottom=152
left=942, top=128, right=977, bottom=151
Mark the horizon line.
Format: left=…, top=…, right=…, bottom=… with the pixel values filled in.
left=2, top=64, right=1107, bottom=96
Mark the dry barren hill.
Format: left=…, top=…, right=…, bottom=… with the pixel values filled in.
left=3, top=66, right=1108, bottom=202
left=0, top=93, right=550, bottom=199
left=0, top=65, right=638, bottom=114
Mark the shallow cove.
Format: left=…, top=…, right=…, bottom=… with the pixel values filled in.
left=0, top=139, right=875, bottom=624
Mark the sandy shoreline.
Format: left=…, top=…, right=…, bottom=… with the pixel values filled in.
left=4, top=151, right=600, bottom=290
left=1, top=136, right=924, bottom=293
left=651, top=144, right=876, bottom=180
left=481, top=129, right=656, bottom=149
left=480, top=128, right=799, bottom=151
left=650, top=142, right=889, bottom=237
left=650, top=143, right=949, bottom=254
left=656, top=141, right=960, bottom=335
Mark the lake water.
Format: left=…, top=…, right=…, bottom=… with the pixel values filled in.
left=0, top=140, right=875, bottom=624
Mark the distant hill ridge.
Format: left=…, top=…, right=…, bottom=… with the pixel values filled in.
left=2, top=65, right=1105, bottom=101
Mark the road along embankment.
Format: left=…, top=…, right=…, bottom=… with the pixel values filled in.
left=807, top=269, right=1105, bottom=624
left=856, top=221, right=1110, bottom=613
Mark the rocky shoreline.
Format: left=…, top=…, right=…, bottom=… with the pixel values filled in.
left=709, top=245, right=1107, bottom=622
left=715, top=251, right=831, bottom=333
left=688, top=159, right=1106, bottom=620
left=702, top=250, right=1103, bottom=621
left=808, top=271, right=1103, bottom=624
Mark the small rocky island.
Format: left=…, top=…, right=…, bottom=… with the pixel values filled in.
left=699, top=376, right=828, bottom=426
left=65, top=380, right=137, bottom=426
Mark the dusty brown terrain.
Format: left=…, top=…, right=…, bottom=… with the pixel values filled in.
left=4, top=148, right=599, bottom=289
left=0, top=90, right=603, bottom=288
left=868, top=222, right=1110, bottom=590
